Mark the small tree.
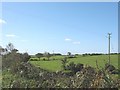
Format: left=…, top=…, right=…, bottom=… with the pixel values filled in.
left=6, top=43, right=14, bottom=52
left=67, top=52, right=71, bottom=56
left=35, top=53, right=43, bottom=60
left=44, top=52, right=51, bottom=60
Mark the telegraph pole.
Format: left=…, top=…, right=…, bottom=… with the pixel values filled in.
left=108, top=33, right=112, bottom=64
left=53, top=50, right=54, bottom=56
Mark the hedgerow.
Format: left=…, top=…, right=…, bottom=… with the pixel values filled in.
left=1, top=44, right=120, bottom=88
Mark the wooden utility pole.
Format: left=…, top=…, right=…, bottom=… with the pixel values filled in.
left=53, top=50, right=54, bottom=56
left=108, top=33, right=112, bottom=64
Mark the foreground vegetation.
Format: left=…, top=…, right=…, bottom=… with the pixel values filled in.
left=1, top=43, right=120, bottom=88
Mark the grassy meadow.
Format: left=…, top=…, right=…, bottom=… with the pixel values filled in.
left=30, top=54, right=118, bottom=72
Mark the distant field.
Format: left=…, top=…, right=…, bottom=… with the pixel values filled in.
left=30, top=55, right=66, bottom=60
left=30, top=54, right=118, bottom=72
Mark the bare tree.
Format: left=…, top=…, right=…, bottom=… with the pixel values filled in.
left=6, top=43, right=14, bottom=52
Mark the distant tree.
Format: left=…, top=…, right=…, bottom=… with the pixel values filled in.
left=44, top=52, right=51, bottom=60
left=11, top=49, right=18, bottom=53
left=67, top=52, right=71, bottom=56
left=75, top=54, right=79, bottom=56
left=54, top=53, right=62, bottom=56
left=6, top=43, right=14, bottom=52
left=35, top=53, right=43, bottom=60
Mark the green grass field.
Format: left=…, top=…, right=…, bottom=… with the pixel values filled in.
left=30, top=54, right=118, bottom=72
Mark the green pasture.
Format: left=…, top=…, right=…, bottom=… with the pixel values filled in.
left=30, top=55, right=66, bottom=61
left=67, top=55, right=118, bottom=69
left=30, top=54, right=118, bottom=72
left=31, top=60, right=62, bottom=71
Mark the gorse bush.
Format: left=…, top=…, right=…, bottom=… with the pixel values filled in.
left=2, top=52, right=31, bottom=74
left=66, top=62, right=84, bottom=74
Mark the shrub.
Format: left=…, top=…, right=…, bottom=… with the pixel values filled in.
left=43, top=58, right=46, bottom=61
left=66, top=62, right=83, bottom=74
left=61, top=57, right=68, bottom=70
left=105, top=63, right=116, bottom=73
left=2, top=43, right=120, bottom=88
left=22, top=53, right=31, bottom=62
left=75, top=63, right=83, bottom=72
